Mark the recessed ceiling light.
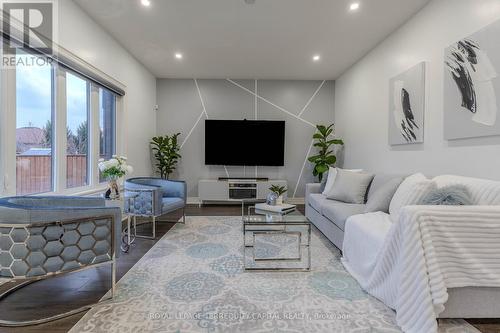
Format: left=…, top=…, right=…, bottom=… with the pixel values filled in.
left=175, top=53, right=183, bottom=59
left=313, top=55, right=321, bottom=62
left=141, top=0, right=151, bottom=7
left=350, top=2, right=360, bottom=11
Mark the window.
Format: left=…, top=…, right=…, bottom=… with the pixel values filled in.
left=99, top=87, right=116, bottom=182
left=10, top=53, right=119, bottom=195
left=15, top=53, right=54, bottom=195
left=66, top=72, right=90, bottom=188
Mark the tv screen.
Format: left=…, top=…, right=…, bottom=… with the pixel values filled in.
left=205, top=120, right=285, bottom=166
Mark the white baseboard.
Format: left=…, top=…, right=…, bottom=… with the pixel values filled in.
left=187, top=197, right=201, bottom=205
left=187, top=197, right=305, bottom=205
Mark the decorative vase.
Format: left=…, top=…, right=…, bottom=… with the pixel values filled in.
left=105, top=178, right=120, bottom=200
left=266, top=192, right=278, bottom=206
left=276, top=195, right=283, bottom=206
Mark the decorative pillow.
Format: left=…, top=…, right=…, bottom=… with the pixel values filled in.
left=322, top=167, right=337, bottom=195
left=420, top=185, right=472, bottom=206
left=326, top=169, right=375, bottom=204
left=365, top=177, right=404, bottom=213
left=389, top=173, right=436, bottom=221
left=321, top=167, right=363, bottom=195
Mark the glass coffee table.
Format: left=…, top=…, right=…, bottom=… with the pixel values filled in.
left=242, top=206, right=311, bottom=272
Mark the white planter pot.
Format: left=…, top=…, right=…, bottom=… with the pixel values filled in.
left=276, top=196, right=283, bottom=205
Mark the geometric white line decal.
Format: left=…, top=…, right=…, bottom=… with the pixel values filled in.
left=254, top=79, right=258, bottom=120
left=298, top=80, right=325, bottom=118
left=180, top=110, right=205, bottom=149
left=195, top=79, right=209, bottom=119
left=293, top=139, right=314, bottom=198
left=178, top=78, right=328, bottom=196
left=227, top=79, right=315, bottom=128
left=254, top=79, right=258, bottom=178
left=180, top=79, right=210, bottom=149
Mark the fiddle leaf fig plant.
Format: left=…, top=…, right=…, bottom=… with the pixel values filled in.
left=308, top=124, right=344, bottom=182
left=151, top=133, right=181, bottom=179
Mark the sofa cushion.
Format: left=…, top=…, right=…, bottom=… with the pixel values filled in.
left=367, top=174, right=406, bottom=200
left=322, top=167, right=363, bottom=195
left=433, top=175, right=500, bottom=205
left=327, top=169, right=374, bottom=204
left=322, top=200, right=365, bottom=231
left=161, top=197, right=185, bottom=214
left=389, top=173, right=436, bottom=222
left=308, top=193, right=328, bottom=213
left=365, top=177, right=404, bottom=213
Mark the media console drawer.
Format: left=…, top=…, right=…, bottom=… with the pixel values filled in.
left=198, top=179, right=287, bottom=204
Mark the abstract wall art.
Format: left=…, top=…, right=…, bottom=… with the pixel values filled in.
left=444, top=19, right=500, bottom=140
left=389, top=62, right=426, bottom=145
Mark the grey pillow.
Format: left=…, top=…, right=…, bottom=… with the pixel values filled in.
left=365, top=177, right=404, bottom=213
left=327, top=169, right=375, bottom=204
left=420, top=185, right=472, bottom=206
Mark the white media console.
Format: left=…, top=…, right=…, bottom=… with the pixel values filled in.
left=198, top=179, right=287, bottom=205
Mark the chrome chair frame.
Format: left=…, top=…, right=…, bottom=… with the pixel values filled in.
left=125, top=188, right=186, bottom=240
left=0, top=215, right=116, bottom=327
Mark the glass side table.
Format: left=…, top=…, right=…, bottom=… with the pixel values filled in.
left=104, top=193, right=138, bottom=253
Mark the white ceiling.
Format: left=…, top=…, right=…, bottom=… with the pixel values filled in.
left=75, top=0, right=431, bottom=80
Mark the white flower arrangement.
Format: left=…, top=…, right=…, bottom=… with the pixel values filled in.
left=98, top=155, right=133, bottom=180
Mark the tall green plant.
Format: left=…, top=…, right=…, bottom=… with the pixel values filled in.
left=308, top=124, right=343, bottom=182
left=151, top=133, right=181, bottom=179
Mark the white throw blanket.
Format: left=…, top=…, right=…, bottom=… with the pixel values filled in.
left=342, top=205, right=500, bottom=333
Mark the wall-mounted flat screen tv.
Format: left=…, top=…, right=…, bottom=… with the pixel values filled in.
left=205, top=120, right=285, bottom=166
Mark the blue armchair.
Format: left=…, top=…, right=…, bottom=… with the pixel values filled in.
left=124, top=177, right=187, bottom=239
left=0, top=196, right=119, bottom=326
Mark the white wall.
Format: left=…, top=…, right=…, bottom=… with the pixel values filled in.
left=58, top=1, right=157, bottom=177
left=335, top=0, right=500, bottom=180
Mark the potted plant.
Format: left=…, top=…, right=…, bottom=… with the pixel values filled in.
left=308, top=124, right=344, bottom=182
left=98, top=155, right=133, bottom=199
left=269, top=185, right=287, bottom=206
left=151, top=133, right=181, bottom=179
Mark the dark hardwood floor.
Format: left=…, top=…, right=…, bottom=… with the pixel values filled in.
left=0, top=204, right=497, bottom=333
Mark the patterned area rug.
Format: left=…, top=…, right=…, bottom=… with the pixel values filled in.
left=70, top=216, right=480, bottom=333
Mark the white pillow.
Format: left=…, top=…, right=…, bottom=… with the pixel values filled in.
left=389, top=173, right=436, bottom=222
left=321, top=167, right=363, bottom=195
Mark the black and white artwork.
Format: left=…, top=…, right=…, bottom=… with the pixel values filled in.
left=389, top=62, right=425, bottom=145
left=444, top=20, right=500, bottom=140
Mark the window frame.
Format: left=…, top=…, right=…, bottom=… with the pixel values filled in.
left=98, top=87, right=117, bottom=184
left=0, top=56, right=122, bottom=197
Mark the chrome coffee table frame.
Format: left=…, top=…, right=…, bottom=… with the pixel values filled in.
left=243, top=207, right=311, bottom=272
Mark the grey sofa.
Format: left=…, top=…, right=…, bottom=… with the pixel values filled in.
left=305, top=174, right=399, bottom=250
left=306, top=173, right=500, bottom=320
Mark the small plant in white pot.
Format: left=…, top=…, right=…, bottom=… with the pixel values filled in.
left=269, top=185, right=287, bottom=206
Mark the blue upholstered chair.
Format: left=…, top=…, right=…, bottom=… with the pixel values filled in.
left=124, top=177, right=187, bottom=239
left=0, top=196, right=120, bottom=326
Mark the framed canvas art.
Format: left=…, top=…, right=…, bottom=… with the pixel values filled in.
left=444, top=19, right=500, bottom=140
left=389, top=62, right=426, bottom=145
